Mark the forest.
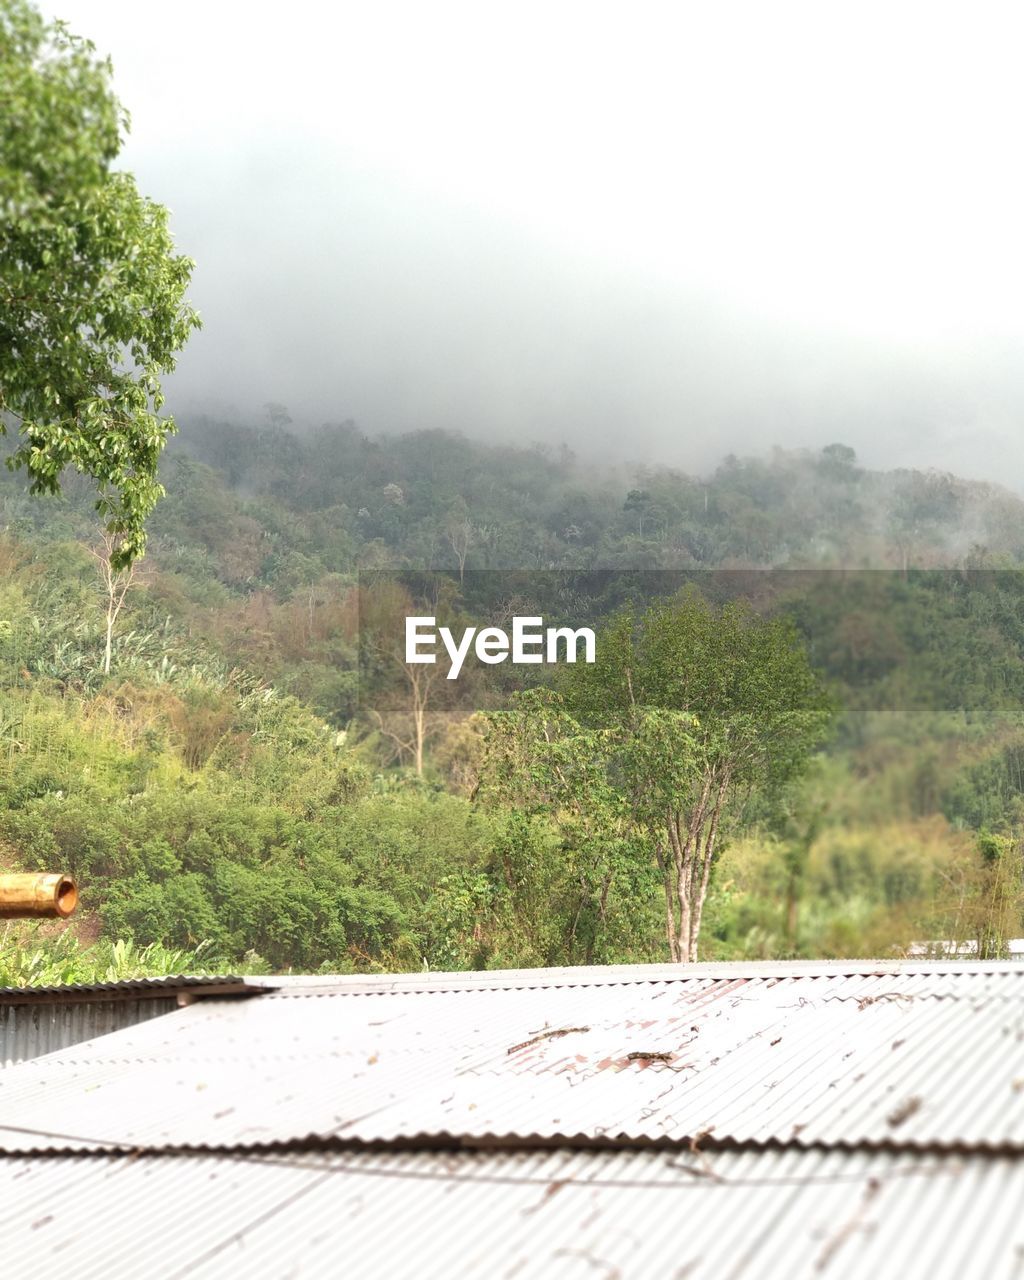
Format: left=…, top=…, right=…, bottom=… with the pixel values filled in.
left=1, top=414, right=1023, bottom=981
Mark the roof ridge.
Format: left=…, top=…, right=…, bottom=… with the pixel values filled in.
left=250, top=959, right=1024, bottom=995
left=4, top=1129, right=1020, bottom=1161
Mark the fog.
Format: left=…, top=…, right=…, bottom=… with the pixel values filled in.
left=46, top=0, right=1024, bottom=485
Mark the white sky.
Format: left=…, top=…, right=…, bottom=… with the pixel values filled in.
left=43, top=0, right=1024, bottom=482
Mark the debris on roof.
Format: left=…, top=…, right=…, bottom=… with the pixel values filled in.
left=0, top=960, right=1021, bottom=1276
left=2, top=963, right=1022, bottom=1154
left=1, top=1146, right=1018, bottom=1280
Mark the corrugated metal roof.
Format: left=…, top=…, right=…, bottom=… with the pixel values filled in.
left=2, top=962, right=1023, bottom=1278
left=0, top=996, right=178, bottom=1068
left=0, top=1146, right=1020, bottom=1280
left=0, top=975, right=260, bottom=1068
left=0, top=957, right=1014, bottom=1001
left=1, top=964, right=1022, bottom=1154
left=0, top=974, right=254, bottom=1004
left=245, top=956, right=1024, bottom=994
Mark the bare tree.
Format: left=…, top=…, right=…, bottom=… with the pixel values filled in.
left=89, top=530, right=137, bottom=675
left=446, top=515, right=473, bottom=584
left=360, top=579, right=458, bottom=776
left=370, top=657, right=444, bottom=776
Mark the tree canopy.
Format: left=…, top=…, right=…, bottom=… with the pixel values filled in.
left=0, top=442, right=1019, bottom=973
left=0, top=0, right=199, bottom=565
left=481, top=593, right=833, bottom=961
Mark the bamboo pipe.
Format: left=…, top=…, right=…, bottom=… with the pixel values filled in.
left=0, top=874, right=79, bottom=919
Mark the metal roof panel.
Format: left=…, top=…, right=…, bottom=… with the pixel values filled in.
left=0, top=1146, right=1020, bottom=1280
left=0, top=965, right=1022, bottom=1153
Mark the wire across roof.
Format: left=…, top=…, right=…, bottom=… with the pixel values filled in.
left=0, top=1146, right=1018, bottom=1280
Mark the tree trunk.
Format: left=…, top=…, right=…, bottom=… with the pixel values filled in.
left=104, top=608, right=114, bottom=675
left=688, top=781, right=728, bottom=961
left=785, top=875, right=799, bottom=951
left=661, top=774, right=729, bottom=963
left=414, top=703, right=425, bottom=776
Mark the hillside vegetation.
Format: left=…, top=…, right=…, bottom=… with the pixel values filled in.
left=1, top=419, right=1023, bottom=976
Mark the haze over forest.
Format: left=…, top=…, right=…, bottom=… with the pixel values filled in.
left=9, top=0, right=1024, bottom=980
left=44, top=0, right=1024, bottom=488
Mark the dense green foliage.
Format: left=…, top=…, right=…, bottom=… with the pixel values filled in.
left=480, top=598, right=832, bottom=961
left=0, top=929, right=246, bottom=986
left=0, top=0, right=199, bottom=564
left=3, top=1, right=1020, bottom=980
left=2, top=416, right=1020, bottom=725
left=0, top=422, right=1020, bottom=975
